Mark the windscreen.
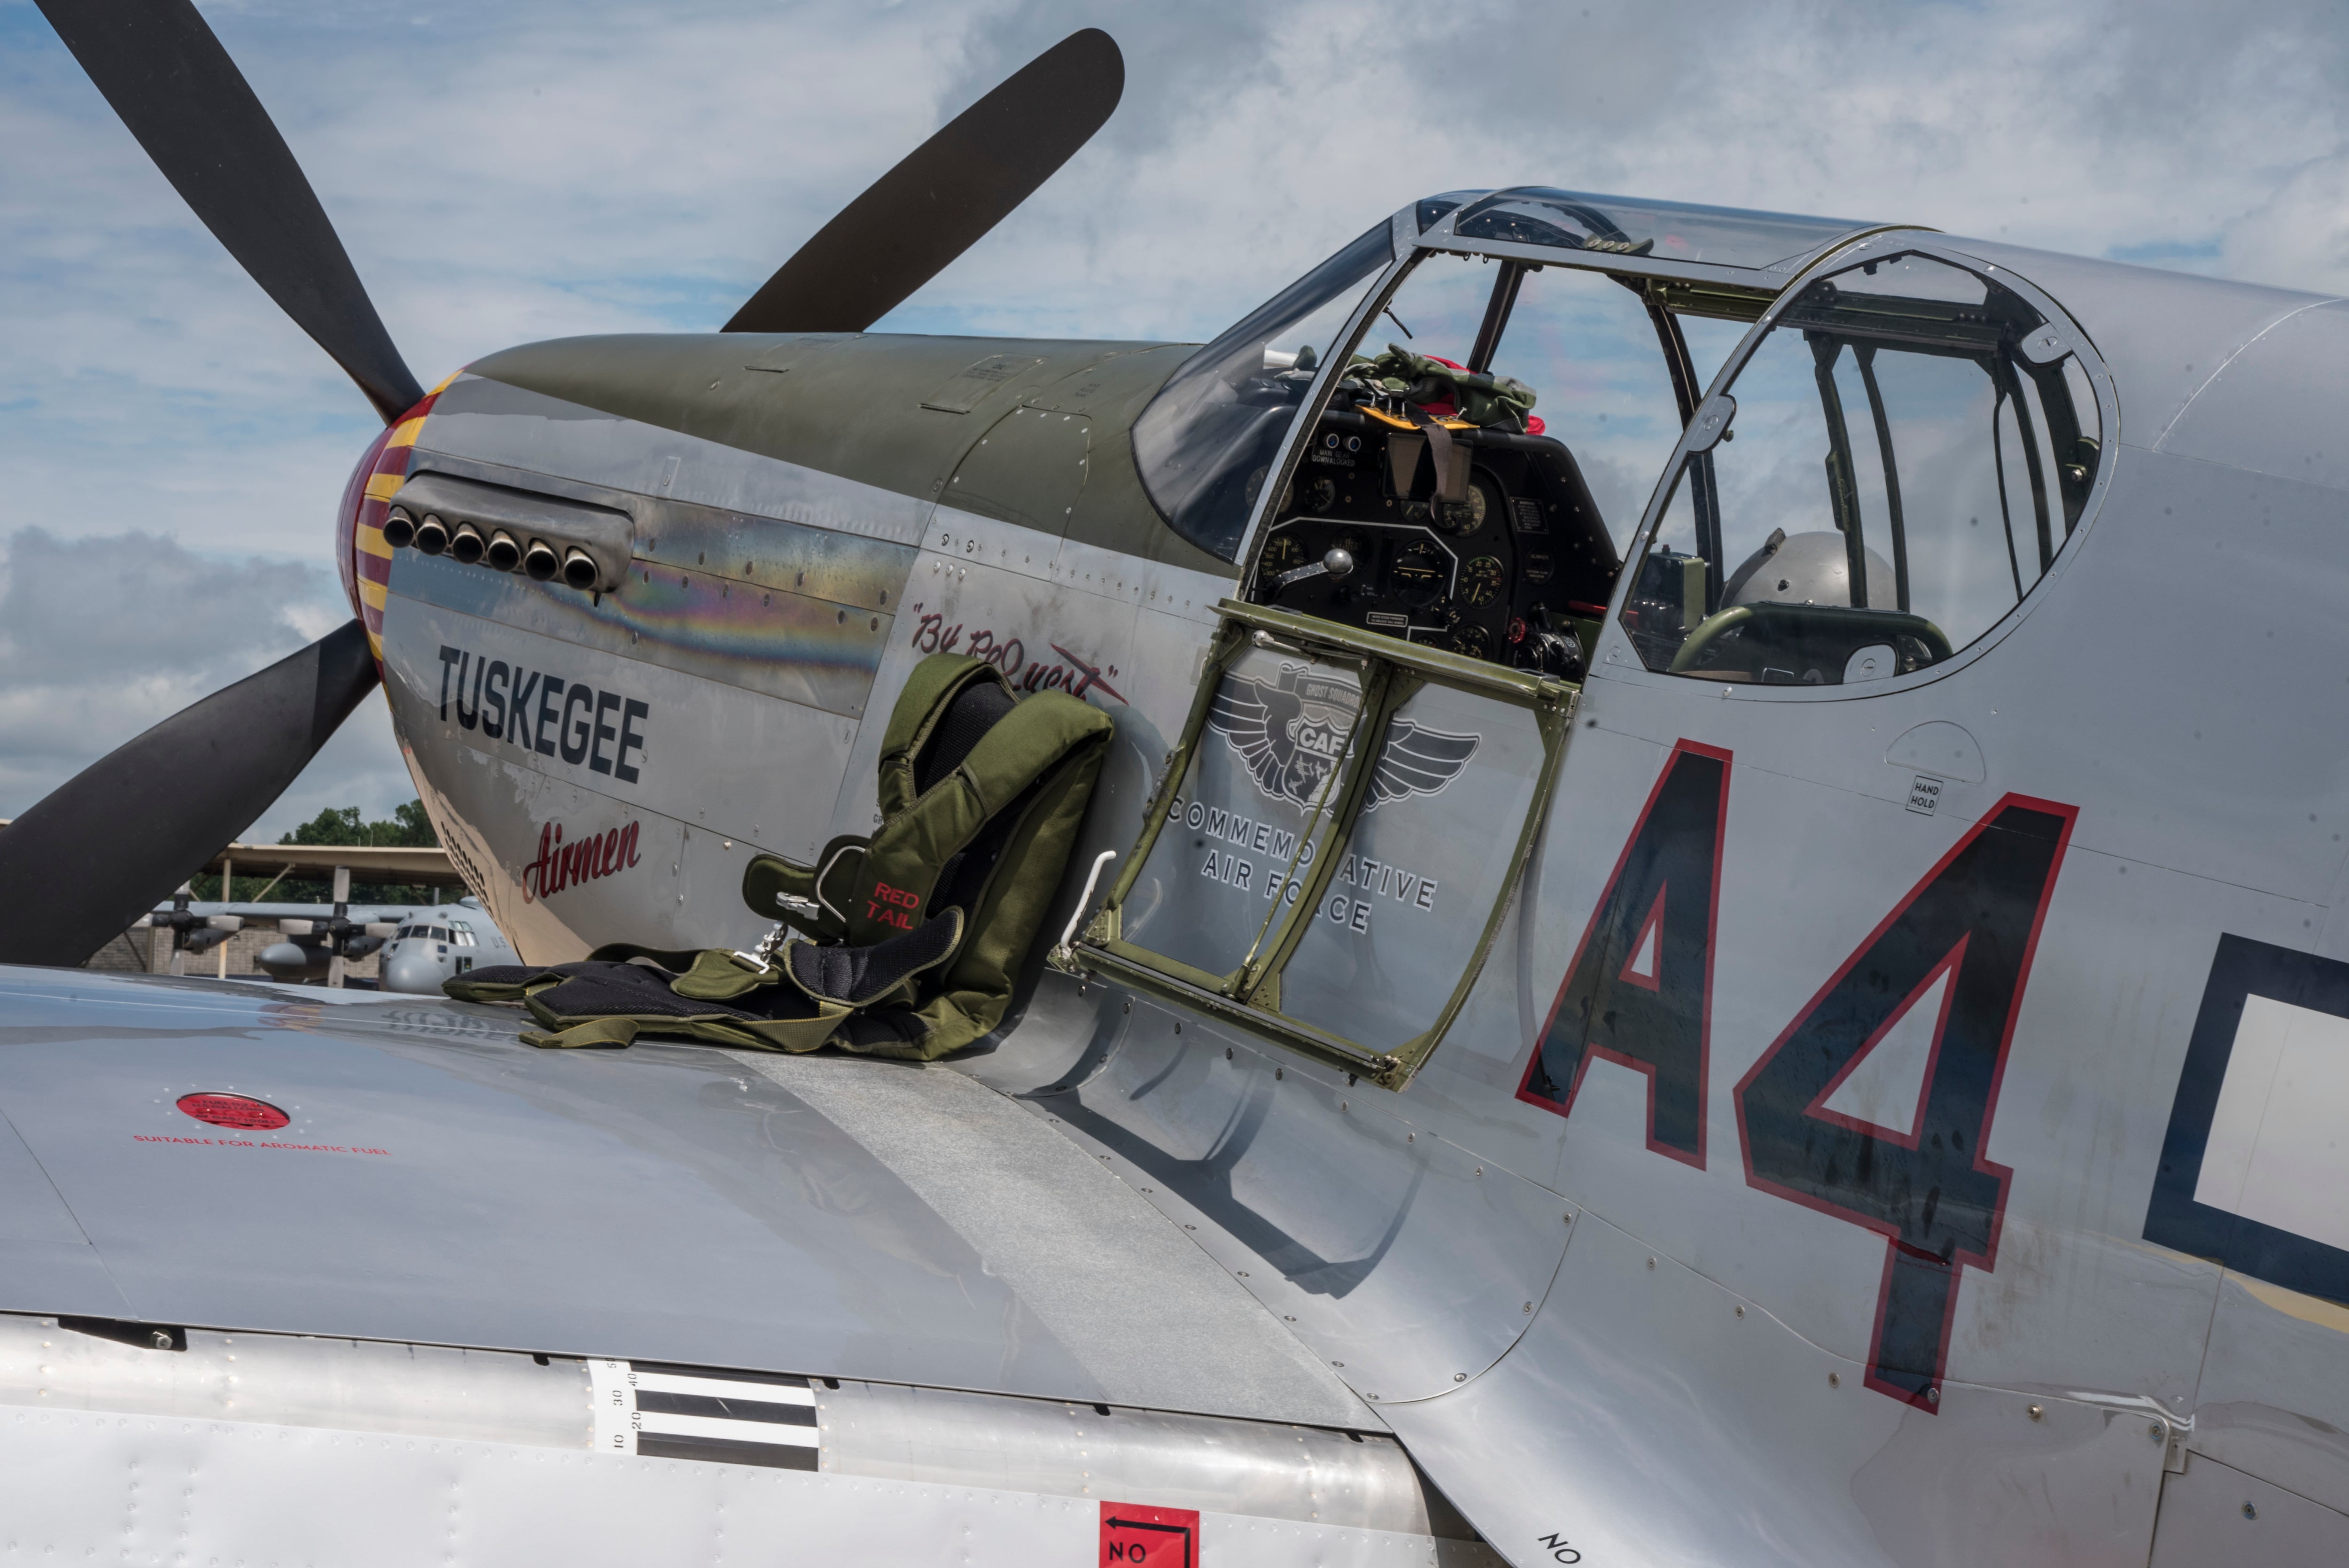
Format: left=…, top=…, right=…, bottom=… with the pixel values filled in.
left=1133, top=225, right=1394, bottom=561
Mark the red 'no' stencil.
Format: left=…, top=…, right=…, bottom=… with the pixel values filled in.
left=176, top=1093, right=289, bottom=1131
left=1100, top=1502, right=1199, bottom=1566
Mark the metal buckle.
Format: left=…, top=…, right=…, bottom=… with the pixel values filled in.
left=732, top=922, right=790, bottom=972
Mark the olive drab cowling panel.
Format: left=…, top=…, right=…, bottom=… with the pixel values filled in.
left=447, top=653, right=1113, bottom=1062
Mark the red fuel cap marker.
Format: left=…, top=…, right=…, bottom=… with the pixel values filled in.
left=176, top=1093, right=289, bottom=1131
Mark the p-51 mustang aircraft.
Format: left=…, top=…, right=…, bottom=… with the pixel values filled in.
left=2, top=3, right=2347, bottom=1564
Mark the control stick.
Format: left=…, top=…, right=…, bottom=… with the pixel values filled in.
left=1272, top=547, right=1355, bottom=594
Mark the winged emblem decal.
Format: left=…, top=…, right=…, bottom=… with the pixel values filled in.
left=1206, top=663, right=1478, bottom=811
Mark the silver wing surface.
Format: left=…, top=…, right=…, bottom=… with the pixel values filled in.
left=0, top=965, right=1494, bottom=1565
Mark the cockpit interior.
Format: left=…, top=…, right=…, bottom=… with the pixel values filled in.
left=1134, top=189, right=2108, bottom=689
left=1246, top=329, right=1622, bottom=679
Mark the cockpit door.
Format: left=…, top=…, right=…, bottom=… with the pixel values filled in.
left=1064, top=600, right=1572, bottom=1089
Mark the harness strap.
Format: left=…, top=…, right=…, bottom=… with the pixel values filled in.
left=520, top=1017, right=642, bottom=1049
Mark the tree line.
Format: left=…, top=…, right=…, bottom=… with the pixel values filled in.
left=192, top=800, right=451, bottom=905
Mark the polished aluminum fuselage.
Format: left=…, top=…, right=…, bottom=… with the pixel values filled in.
left=368, top=222, right=2349, bottom=1561
left=5, top=216, right=2346, bottom=1564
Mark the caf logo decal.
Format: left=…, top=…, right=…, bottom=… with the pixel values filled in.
left=1207, top=663, right=1479, bottom=812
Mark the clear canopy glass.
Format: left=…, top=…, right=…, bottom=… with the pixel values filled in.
left=1619, top=248, right=2103, bottom=686
left=1134, top=189, right=1879, bottom=564
left=1451, top=188, right=1865, bottom=273
left=1416, top=189, right=1485, bottom=233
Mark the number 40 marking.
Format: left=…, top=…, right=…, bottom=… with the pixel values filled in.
left=1525, top=741, right=2076, bottom=1412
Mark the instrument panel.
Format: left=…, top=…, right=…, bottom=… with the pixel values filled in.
left=1248, top=411, right=1619, bottom=673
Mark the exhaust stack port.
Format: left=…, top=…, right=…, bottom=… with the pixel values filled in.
left=385, top=472, right=635, bottom=592
left=381, top=507, right=416, bottom=548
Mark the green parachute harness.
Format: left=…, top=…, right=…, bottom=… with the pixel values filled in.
left=443, top=653, right=1113, bottom=1060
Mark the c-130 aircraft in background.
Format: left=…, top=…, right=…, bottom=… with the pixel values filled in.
left=2, top=2, right=2347, bottom=1563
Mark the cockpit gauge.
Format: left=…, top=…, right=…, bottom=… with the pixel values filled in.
left=1311, top=431, right=1364, bottom=469
left=1389, top=540, right=1451, bottom=609
left=1458, top=555, right=1505, bottom=607
left=1246, top=427, right=1584, bottom=668
left=1452, top=478, right=1493, bottom=534
left=1407, top=474, right=1494, bottom=535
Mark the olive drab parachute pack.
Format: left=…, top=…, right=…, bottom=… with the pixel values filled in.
left=443, top=653, right=1114, bottom=1060
left=1342, top=343, right=1537, bottom=430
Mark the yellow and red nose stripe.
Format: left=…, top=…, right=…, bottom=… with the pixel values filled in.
left=342, top=370, right=463, bottom=662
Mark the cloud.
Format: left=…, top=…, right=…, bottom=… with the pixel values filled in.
left=2224, top=150, right=2349, bottom=296
left=1, top=0, right=2345, bottom=838
left=0, top=527, right=411, bottom=837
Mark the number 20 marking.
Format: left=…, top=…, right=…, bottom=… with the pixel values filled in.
left=1526, top=741, right=2076, bottom=1411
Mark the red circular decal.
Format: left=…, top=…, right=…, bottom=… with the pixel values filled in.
left=176, top=1093, right=289, bottom=1131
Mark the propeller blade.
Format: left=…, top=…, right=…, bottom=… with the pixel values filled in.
left=0, top=620, right=381, bottom=968
left=724, top=28, right=1124, bottom=334
left=37, top=0, right=423, bottom=423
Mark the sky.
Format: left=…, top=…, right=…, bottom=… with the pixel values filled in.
left=2, top=0, right=2345, bottom=838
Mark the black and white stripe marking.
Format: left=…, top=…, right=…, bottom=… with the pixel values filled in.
left=590, top=1358, right=820, bottom=1470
